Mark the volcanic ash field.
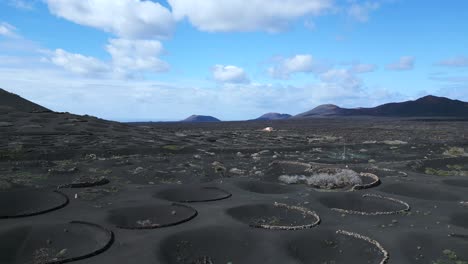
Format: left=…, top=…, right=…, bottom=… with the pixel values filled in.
left=1, top=103, right=468, bottom=263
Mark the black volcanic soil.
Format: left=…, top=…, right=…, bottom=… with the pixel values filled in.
left=0, top=189, right=69, bottom=218
left=1, top=101, right=468, bottom=263
left=319, top=192, right=409, bottom=215
left=379, top=182, right=460, bottom=201
left=287, top=228, right=385, bottom=263
left=160, top=226, right=259, bottom=263
left=226, top=203, right=320, bottom=229
left=0, top=221, right=113, bottom=264
left=236, top=180, right=295, bottom=194
left=399, top=232, right=468, bottom=263
left=450, top=211, right=468, bottom=229
left=155, top=185, right=231, bottom=202
left=443, top=178, right=468, bottom=188
left=107, top=204, right=198, bottom=229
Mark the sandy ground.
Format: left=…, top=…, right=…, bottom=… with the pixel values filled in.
left=1, top=109, right=468, bottom=263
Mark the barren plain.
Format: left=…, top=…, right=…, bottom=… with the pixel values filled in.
left=1, top=105, right=468, bottom=263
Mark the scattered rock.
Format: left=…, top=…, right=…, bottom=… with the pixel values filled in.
left=84, top=153, right=97, bottom=160
left=383, top=140, right=408, bottom=145
left=56, top=248, right=68, bottom=258
left=212, top=161, right=226, bottom=173
left=254, top=171, right=264, bottom=176
left=229, top=168, right=245, bottom=175
left=131, top=167, right=145, bottom=175
left=251, top=153, right=261, bottom=161
left=136, top=219, right=154, bottom=227
left=236, top=152, right=245, bottom=158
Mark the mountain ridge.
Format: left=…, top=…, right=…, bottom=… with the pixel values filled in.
left=0, top=88, right=50, bottom=113
left=1, top=88, right=466, bottom=121
left=181, top=115, right=221, bottom=122
left=255, top=112, right=292, bottom=120
left=295, top=95, right=468, bottom=118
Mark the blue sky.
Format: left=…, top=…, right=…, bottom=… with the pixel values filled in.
left=0, top=0, right=467, bottom=121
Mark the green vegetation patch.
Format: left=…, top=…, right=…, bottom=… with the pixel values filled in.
left=425, top=165, right=468, bottom=177
left=162, top=145, right=184, bottom=151
left=432, top=249, right=468, bottom=264
left=443, top=147, right=467, bottom=157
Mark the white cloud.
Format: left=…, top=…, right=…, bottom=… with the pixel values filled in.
left=8, top=0, right=36, bottom=10
left=44, top=39, right=169, bottom=78
left=0, top=22, right=18, bottom=38
left=106, top=39, right=169, bottom=76
left=436, top=56, right=468, bottom=67
left=168, top=0, right=333, bottom=32
left=349, top=63, right=377, bottom=73
left=212, top=65, right=249, bottom=83
left=48, top=49, right=110, bottom=76
left=268, top=54, right=320, bottom=79
left=386, top=56, right=415, bottom=71
left=45, top=0, right=174, bottom=39
left=348, top=1, right=380, bottom=22
left=319, top=68, right=363, bottom=90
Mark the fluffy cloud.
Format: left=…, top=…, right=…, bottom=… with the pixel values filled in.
left=319, top=69, right=363, bottom=91
left=48, top=49, right=110, bottom=76
left=349, top=63, right=377, bottom=73
left=436, top=56, right=468, bottom=67
left=0, top=22, right=17, bottom=38
left=47, top=39, right=169, bottom=78
left=347, top=1, right=380, bottom=22
left=268, top=54, right=321, bottom=79
left=212, top=65, right=249, bottom=83
left=106, top=39, right=169, bottom=76
left=386, top=56, right=415, bottom=71
left=168, top=0, right=333, bottom=32
left=45, top=0, right=174, bottom=39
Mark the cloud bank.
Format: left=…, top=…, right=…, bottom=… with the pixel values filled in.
left=45, top=0, right=174, bottom=39
left=168, top=0, right=333, bottom=32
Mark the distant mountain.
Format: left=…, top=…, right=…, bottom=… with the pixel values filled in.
left=255, top=112, right=292, bottom=120
left=181, top=115, right=221, bottom=122
left=0, top=88, right=50, bottom=113
left=295, top=95, right=468, bottom=118
left=295, top=104, right=346, bottom=118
